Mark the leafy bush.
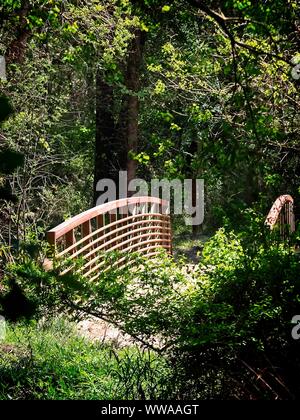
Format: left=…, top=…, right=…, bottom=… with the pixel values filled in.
left=170, top=228, right=300, bottom=398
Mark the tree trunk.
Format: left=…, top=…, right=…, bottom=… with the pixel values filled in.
left=94, top=75, right=126, bottom=204
left=186, top=133, right=203, bottom=235
left=94, top=30, right=144, bottom=203
left=123, top=29, right=144, bottom=188
left=5, top=0, right=31, bottom=64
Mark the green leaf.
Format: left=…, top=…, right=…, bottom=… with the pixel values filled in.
left=162, top=5, right=171, bottom=12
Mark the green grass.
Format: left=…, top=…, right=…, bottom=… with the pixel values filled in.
left=0, top=319, right=174, bottom=400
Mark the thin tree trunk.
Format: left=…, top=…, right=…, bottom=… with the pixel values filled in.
left=188, top=135, right=203, bottom=235
left=5, top=0, right=31, bottom=64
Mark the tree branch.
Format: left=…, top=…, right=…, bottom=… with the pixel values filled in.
left=186, top=0, right=290, bottom=64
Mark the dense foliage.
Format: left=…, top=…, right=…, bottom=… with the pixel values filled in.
left=0, top=0, right=299, bottom=400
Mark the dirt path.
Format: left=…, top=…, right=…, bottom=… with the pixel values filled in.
left=173, top=233, right=210, bottom=263
left=77, top=317, right=135, bottom=347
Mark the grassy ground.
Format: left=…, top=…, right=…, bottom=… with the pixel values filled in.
left=0, top=319, right=174, bottom=400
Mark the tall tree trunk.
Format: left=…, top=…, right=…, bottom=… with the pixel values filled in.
left=94, top=75, right=126, bottom=204
left=5, top=0, right=31, bottom=64
left=94, top=30, right=144, bottom=203
left=123, top=29, right=144, bottom=188
left=190, top=138, right=203, bottom=236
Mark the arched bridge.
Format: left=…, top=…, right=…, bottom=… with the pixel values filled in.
left=46, top=196, right=172, bottom=282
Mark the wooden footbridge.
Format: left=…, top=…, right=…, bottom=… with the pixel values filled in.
left=46, top=196, right=172, bottom=281
left=46, top=194, right=296, bottom=279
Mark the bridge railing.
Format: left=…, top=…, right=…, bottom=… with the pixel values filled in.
left=265, top=194, right=295, bottom=238
left=46, top=196, right=172, bottom=281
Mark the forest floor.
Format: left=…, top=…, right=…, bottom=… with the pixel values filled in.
left=77, top=317, right=135, bottom=347
left=173, top=232, right=210, bottom=263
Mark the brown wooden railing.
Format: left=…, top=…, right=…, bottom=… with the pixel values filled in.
left=265, top=194, right=295, bottom=237
left=46, top=196, right=172, bottom=281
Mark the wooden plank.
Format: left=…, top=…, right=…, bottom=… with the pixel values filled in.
left=65, top=230, right=75, bottom=247
left=82, top=221, right=91, bottom=237
left=79, top=235, right=172, bottom=274
left=97, top=214, right=104, bottom=229
left=119, top=207, right=128, bottom=252
left=58, top=217, right=170, bottom=258
left=65, top=230, right=75, bottom=254
left=81, top=220, right=93, bottom=264
left=47, top=231, right=56, bottom=250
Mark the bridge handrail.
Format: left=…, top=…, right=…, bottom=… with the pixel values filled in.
left=47, top=196, right=169, bottom=243
left=265, top=194, right=295, bottom=233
